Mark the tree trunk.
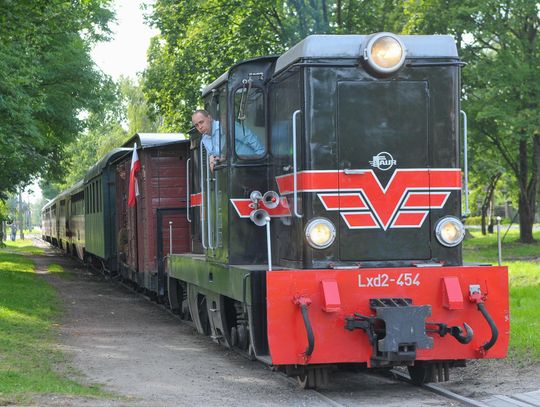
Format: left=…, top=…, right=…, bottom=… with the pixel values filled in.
left=481, top=212, right=487, bottom=235
left=519, top=194, right=534, bottom=242
left=336, top=0, right=342, bottom=30
left=480, top=173, right=501, bottom=235
left=487, top=193, right=494, bottom=234
left=518, top=139, right=535, bottom=243
left=18, top=191, right=24, bottom=240
left=536, top=134, right=540, bottom=225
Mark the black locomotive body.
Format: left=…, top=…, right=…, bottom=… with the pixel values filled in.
left=169, top=34, right=508, bottom=386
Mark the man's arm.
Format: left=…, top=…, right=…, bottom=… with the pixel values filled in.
left=235, top=122, right=265, bottom=155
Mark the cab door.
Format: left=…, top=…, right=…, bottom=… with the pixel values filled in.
left=201, top=86, right=228, bottom=263
left=337, top=81, right=431, bottom=261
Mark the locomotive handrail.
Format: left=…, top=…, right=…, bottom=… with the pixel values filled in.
left=214, top=170, right=219, bottom=248
left=186, top=158, right=191, bottom=223
left=200, top=146, right=207, bottom=249
left=292, top=109, right=302, bottom=218
left=206, top=149, right=214, bottom=250
left=461, top=110, right=470, bottom=216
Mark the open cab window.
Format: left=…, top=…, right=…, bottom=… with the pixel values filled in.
left=204, top=87, right=227, bottom=159
left=234, top=86, right=266, bottom=160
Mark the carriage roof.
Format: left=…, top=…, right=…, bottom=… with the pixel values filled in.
left=84, top=148, right=132, bottom=182
left=124, top=133, right=188, bottom=149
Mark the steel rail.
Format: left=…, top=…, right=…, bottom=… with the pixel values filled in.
left=389, top=369, right=490, bottom=407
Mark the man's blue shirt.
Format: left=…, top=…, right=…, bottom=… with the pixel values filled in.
left=201, top=120, right=264, bottom=157
left=201, top=120, right=222, bottom=156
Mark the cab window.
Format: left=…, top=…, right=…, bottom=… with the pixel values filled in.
left=205, top=87, right=227, bottom=158
left=234, top=86, right=266, bottom=159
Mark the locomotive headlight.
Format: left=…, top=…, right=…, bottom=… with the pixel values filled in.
left=435, top=216, right=465, bottom=247
left=305, top=218, right=336, bottom=249
left=363, top=33, right=406, bottom=74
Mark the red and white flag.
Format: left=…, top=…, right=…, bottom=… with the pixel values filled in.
left=128, top=143, right=140, bottom=207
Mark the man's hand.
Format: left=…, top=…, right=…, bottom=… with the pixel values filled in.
left=209, top=155, right=223, bottom=172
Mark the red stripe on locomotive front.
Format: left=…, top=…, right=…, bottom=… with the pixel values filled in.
left=230, top=198, right=291, bottom=218
left=266, top=266, right=509, bottom=366
left=341, top=212, right=378, bottom=228
left=276, top=169, right=462, bottom=195
left=392, top=211, right=428, bottom=227
left=276, top=171, right=338, bottom=194
left=319, top=193, right=367, bottom=210
left=402, top=192, right=450, bottom=208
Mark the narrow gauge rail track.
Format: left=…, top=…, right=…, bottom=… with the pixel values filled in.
left=389, top=369, right=489, bottom=407
left=300, top=368, right=499, bottom=407
left=388, top=370, right=540, bottom=407
left=275, top=368, right=472, bottom=407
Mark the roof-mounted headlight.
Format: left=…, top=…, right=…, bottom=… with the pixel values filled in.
left=435, top=216, right=465, bottom=247
left=363, top=33, right=406, bottom=75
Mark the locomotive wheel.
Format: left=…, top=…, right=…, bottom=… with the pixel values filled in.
left=408, top=362, right=433, bottom=385
left=409, top=362, right=450, bottom=384
left=296, top=367, right=329, bottom=390
left=236, top=324, right=249, bottom=351
left=229, top=319, right=250, bottom=352
left=168, top=278, right=191, bottom=321
left=230, top=326, right=237, bottom=347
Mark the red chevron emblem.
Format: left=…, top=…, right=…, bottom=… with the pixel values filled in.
left=276, top=169, right=460, bottom=230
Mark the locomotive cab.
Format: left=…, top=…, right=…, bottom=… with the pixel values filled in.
left=189, top=56, right=278, bottom=265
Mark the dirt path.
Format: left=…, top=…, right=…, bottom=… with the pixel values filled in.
left=24, top=239, right=540, bottom=406
left=29, top=242, right=330, bottom=407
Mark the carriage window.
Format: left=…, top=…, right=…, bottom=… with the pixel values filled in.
left=98, top=179, right=101, bottom=212
left=92, top=182, right=96, bottom=213
left=234, top=86, right=266, bottom=159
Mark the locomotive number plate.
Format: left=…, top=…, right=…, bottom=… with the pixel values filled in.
left=358, top=273, right=421, bottom=288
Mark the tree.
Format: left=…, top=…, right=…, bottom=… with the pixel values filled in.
left=402, top=0, right=539, bottom=242
left=0, top=0, right=116, bottom=199
left=460, top=1, right=539, bottom=243
left=118, top=76, right=161, bottom=136
left=55, top=75, right=161, bottom=190
left=143, top=0, right=407, bottom=130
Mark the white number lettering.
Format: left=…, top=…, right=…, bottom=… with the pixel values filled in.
left=359, top=273, right=421, bottom=288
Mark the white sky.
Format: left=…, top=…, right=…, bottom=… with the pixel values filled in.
left=91, top=0, right=158, bottom=80
left=26, top=1, right=158, bottom=205
left=23, top=180, right=43, bottom=204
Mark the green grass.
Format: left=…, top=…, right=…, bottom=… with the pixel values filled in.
left=506, top=261, right=540, bottom=360
left=23, top=228, right=42, bottom=235
left=463, top=229, right=540, bottom=360
left=464, top=229, right=540, bottom=263
left=0, top=251, right=109, bottom=403
left=1, top=239, right=44, bottom=255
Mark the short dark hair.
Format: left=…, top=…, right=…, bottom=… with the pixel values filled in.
left=192, top=109, right=210, bottom=117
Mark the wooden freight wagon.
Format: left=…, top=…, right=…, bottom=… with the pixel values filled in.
left=115, top=133, right=190, bottom=297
